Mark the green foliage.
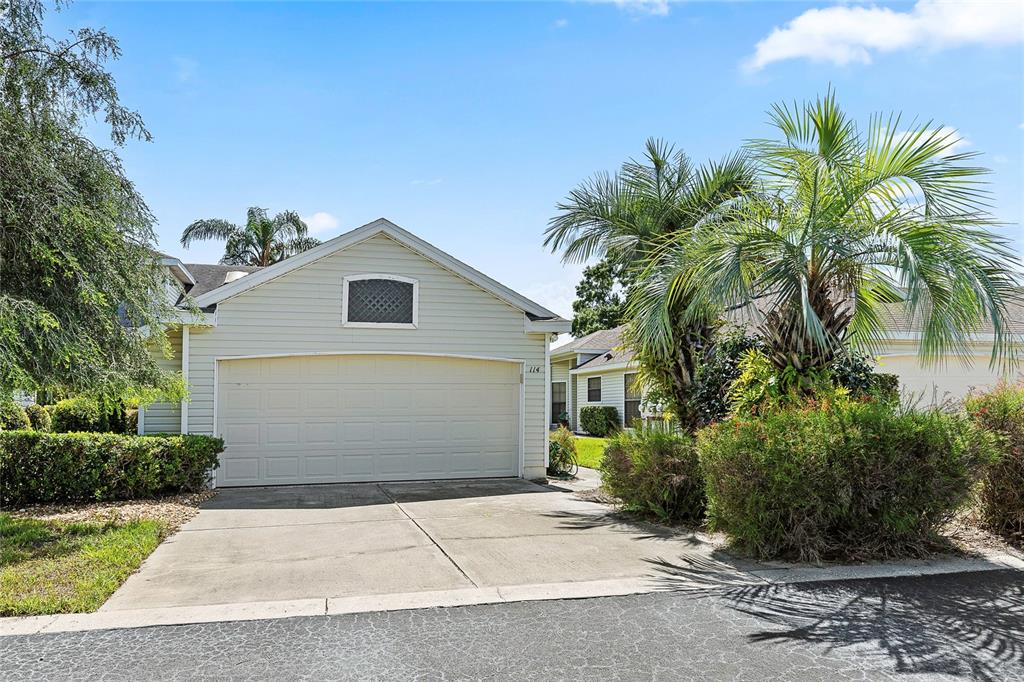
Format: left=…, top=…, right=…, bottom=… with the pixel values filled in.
left=49, top=397, right=102, bottom=433
left=1, top=0, right=181, bottom=400
left=547, top=427, right=578, bottom=477
left=601, top=425, right=704, bottom=523
left=697, top=401, right=998, bottom=561
left=181, top=207, right=320, bottom=267
left=570, top=260, right=628, bottom=337
left=965, top=384, right=1024, bottom=546
left=691, top=330, right=762, bottom=425
left=579, top=405, right=619, bottom=437
left=0, top=401, right=30, bottom=431
left=49, top=396, right=140, bottom=433
left=24, top=404, right=50, bottom=431
left=0, top=432, right=224, bottom=505
left=870, top=373, right=900, bottom=402
left=727, top=349, right=848, bottom=416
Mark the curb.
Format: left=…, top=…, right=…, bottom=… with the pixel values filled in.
left=2, top=553, right=1021, bottom=637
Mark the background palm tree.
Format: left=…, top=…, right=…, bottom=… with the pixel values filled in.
left=545, top=139, right=755, bottom=428
left=180, top=207, right=321, bottom=266
left=679, top=91, right=1019, bottom=371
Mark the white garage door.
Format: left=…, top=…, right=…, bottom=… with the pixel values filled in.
left=216, top=354, right=521, bottom=486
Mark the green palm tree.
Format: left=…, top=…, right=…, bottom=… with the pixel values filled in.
left=180, top=207, right=321, bottom=266
left=545, top=139, right=755, bottom=428
left=675, top=91, right=1019, bottom=371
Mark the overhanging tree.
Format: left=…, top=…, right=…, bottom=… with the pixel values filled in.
left=1, top=0, right=182, bottom=401
left=569, top=259, right=630, bottom=337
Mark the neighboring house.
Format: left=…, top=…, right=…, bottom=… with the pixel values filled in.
left=551, top=306, right=1024, bottom=434
left=143, top=218, right=569, bottom=486
left=874, top=300, right=1024, bottom=404
left=549, top=325, right=646, bottom=432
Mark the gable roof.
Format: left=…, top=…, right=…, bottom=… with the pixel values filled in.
left=179, top=264, right=263, bottom=303
left=185, top=218, right=564, bottom=321
left=551, top=325, right=626, bottom=358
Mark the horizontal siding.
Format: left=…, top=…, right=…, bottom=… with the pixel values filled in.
left=576, top=369, right=626, bottom=432
left=876, top=341, right=1024, bottom=404
left=142, top=327, right=182, bottom=434
left=187, top=233, right=548, bottom=478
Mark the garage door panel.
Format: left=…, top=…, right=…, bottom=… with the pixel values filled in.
left=216, top=355, right=520, bottom=486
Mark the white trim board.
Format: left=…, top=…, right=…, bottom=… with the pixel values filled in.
left=570, top=360, right=636, bottom=375
left=189, top=218, right=565, bottom=323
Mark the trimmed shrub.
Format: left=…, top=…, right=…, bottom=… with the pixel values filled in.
left=24, top=404, right=51, bottom=431
left=965, top=383, right=1024, bottom=545
left=49, top=396, right=102, bottom=432
left=0, top=401, right=30, bottom=431
left=580, top=405, right=619, bottom=437
left=601, top=425, right=704, bottom=523
left=697, top=401, right=997, bottom=561
left=0, top=431, right=224, bottom=505
left=547, top=427, right=577, bottom=477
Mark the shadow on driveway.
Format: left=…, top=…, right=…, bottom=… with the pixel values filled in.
left=201, top=478, right=549, bottom=510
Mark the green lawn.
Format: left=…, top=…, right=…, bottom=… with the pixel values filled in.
left=574, top=436, right=609, bottom=470
left=0, top=513, right=165, bottom=616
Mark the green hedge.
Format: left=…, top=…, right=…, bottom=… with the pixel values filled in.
left=580, top=405, right=619, bottom=437
left=697, top=401, right=997, bottom=561
left=0, top=431, right=224, bottom=505
left=25, top=404, right=51, bottom=431
left=0, top=401, right=30, bottom=430
left=965, top=384, right=1024, bottom=546
left=601, top=425, right=704, bottom=523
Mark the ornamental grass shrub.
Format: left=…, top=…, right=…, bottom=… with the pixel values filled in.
left=0, top=431, right=224, bottom=505
left=579, top=405, right=619, bottom=437
left=696, top=400, right=997, bottom=562
left=965, top=383, right=1024, bottom=546
left=601, top=425, right=704, bottom=524
left=547, top=426, right=578, bottom=477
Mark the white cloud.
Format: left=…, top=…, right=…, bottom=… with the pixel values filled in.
left=895, top=126, right=971, bottom=156
left=173, top=56, right=198, bottom=83
left=411, top=178, right=443, bottom=186
left=553, top=18, right=569, bottom=29
left=745, top=0, right=1023, bottom=72
left=613, top=0, right=669, bottom=17
left=302, top=211, right=340, bottom=234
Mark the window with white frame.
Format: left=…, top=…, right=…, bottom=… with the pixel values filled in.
left=587, top=376, right=601, bottom=402
left=342, top=274, right=418, bottom=327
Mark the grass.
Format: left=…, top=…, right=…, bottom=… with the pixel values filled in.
left=0, top=513, right=165, bottom=616
left=574, top=436, right=609, bottom=470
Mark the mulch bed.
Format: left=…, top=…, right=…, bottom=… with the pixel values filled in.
left=8, top=491, right=218, bottom=532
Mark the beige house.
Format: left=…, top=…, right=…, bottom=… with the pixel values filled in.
left=143, top=218, right=569, bottom=485
left=551, top=313, right=1024, bottom=434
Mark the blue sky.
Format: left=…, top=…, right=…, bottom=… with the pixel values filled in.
left=54, top=0, right=1023, bottom=319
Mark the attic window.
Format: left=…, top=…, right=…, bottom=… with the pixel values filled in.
left=342, top=274, right=418, bottom=328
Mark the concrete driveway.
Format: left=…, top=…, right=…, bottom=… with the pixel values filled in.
left=102, top=477, right=718, bottom=611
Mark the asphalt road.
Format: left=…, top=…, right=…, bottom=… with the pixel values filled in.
left=3, top=569, right=1022, bottom=681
